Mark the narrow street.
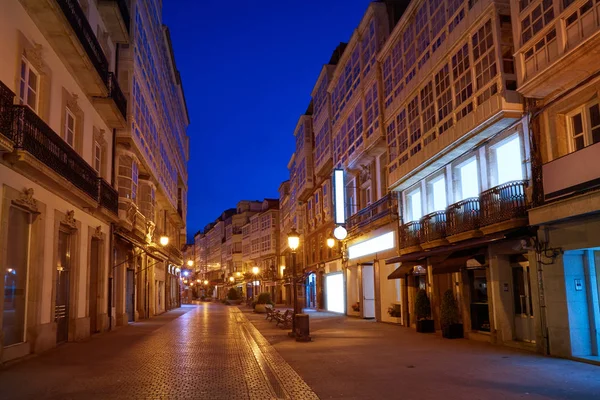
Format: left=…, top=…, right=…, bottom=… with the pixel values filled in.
left=1, top=304, right=599, bottom=400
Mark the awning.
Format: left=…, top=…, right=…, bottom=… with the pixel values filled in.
left=430, top=248, right=487, bottom=274
left=387, top=261, right=424, bottom=280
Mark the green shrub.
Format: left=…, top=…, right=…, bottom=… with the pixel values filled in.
left=227, top=288, right=240, bottom=300
left=256, top=292, right=272, bottom=304
left=414, top=289, right=431, bottom=320
left=440, top=289, right=460, bottom=327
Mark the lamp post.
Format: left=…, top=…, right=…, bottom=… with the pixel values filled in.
left=252, top=266, right=259, bottom=301
left=287, top=228, right=300, bottom=337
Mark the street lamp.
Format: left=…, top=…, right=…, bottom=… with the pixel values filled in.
left=287, top=228, right=300, bottom=337
left=159, top=236, right=169, bottom=246
left=203, top=280, right=208, bottom=285
left=326, top=237, right=336, bottom=249
left=187, top=260, right=194, bottom=267
left=229, top=276, right=234, bottom=283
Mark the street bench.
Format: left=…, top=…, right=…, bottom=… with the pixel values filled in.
left=274, top=310, right=293, bottom=328
left=265, top=307, right=280, bottom=322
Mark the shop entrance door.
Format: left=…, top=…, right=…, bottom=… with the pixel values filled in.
left=362, top=264, right=375, bottom=319
left=56, top=231, right=71, bottom=344
left=306, top=273, right=316, bottom=308
left=512, top=262, right=535, bottom=343
left=468, top=269, right=490, bottom=332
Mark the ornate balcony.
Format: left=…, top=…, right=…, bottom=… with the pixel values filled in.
left=398, top=182, right=529, bottom=253
left=346, top=193, right=398, bottom=236
left=10, top=105, right=98, bottom=201
left=400, top=221, right=421, bottom=249
left=480, top=180, right=528, bottom=227
left=446, top=198, right=480, bottom=237
left=421, top=211, right=447, bottom=244
left=98, top=0, right=130, bottom=43
left=92, top=72, right=127, bottom=128
left=98, top=178, right=118, bottom=215
left=20, top=0, right=109, bottom=96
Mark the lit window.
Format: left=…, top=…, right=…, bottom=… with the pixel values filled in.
left=428, top=175, right=447, bottom=212
left=19, top=58, right=39, bottom=112
left=93, top=141, right=102, bottom=174
left=494, top=135, right=523, bottom=185
left=457, top=158, right=479, bottom=200
left=65, top=108, right=76, bottom=148
left=568, top=102, right=600, bottom=152
left=406, top=187, right=422, bottom=222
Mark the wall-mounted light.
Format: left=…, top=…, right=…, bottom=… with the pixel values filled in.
left=326, top=237, right=336, bottom=249
left=187, top=260, right=194, bottom=267
left=159, top=236, right=169, bottom=246
left=229, top=276, right=235, bottom=282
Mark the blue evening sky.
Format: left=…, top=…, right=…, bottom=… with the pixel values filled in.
left=163, top=0, right=371, bottom=240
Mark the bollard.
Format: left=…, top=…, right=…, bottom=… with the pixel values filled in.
left=294, top=314, right=312, bottom=342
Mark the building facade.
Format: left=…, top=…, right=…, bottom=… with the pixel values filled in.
left=112, top=0, right=189, bottom=326
left=0, top=0, right=126, bottom=363
left=511, top=0, right=600, bottom=361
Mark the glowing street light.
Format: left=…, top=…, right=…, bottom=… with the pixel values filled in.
left=187, top=260, right=194, bottom=267
left=252, top=266, right=259, bottom=275
left=229, top=276, right=234, bottom=282
left=326, top=237, right=336, bottom=249
left=203, top=280, right=208, bottom=285
left=287, top=228, right=300, bottom=337
left=159, top=236, right=169, bottom=246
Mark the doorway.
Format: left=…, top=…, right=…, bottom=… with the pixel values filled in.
left=306, top=273, right=316, bottom=308
left=125, top=269, right=134, bottom=322
left=512, top=261, right=535, bottom=342
left=468, top=269, right=490, bottom=332
left=56, top=230, right=71, bottom=344
left=362, top=264, right=375, bottom=319
left=89, top=238, right=100, bottom=334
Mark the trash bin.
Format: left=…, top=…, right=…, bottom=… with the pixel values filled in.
left=294, top=313, right=311, bottom=342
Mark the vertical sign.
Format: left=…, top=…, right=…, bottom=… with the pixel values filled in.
left=333, top=169, right=346, bottom=225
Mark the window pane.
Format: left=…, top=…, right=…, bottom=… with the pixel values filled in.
left=572, top=113, right=583, bottom=134
left=459, top=159, right=479, bottom=199
left=408, top=189, right=422, bottom=221
left=496, top=136, right=523, bottom=184
left=3, top=207, right=30, bottom=346
left=431, top=177, right=447, bottom=212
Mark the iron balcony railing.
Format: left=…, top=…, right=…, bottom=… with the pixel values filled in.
left=11, top=105, right=98, bottom=200
left=480, top=180, right=528, bottom=226
left=421, top=211, right=446, bottom=242
left=399, top=181, right=529, bottom=249
left=0, top=81, right=15, bottom=142
left=446, top=197, right=480, bottom=236
left=347, top=193, right=398, bottom=233
left=57, top=0, right=109, bottom=85
left=107, top=72, right=127, bottom=119
left=400, top=220, right=421, bottom=248
left=98, top=178, right=118, bottom=215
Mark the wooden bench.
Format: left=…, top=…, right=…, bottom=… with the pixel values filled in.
left=274, top=310, right=293, bottom=328
left=265, top=307, right=279, bottom=322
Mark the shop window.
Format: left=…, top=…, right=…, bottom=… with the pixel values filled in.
left=428, top=175, right=447, bottom=212
left=456, top=157, right=479, bottom=200
left=2, top=207, right=31, bottom=346
left=492, top=134, right=524, bottom=186
left=568, top=102, right=600, bottom=152
left=406, top=186, right=422, bottom=222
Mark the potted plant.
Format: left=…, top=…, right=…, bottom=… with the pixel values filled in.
left=351, top=301, right=360, bottom=312
left=441, top=289, right=463, bottom=339
left=415, top=289, right=434, bottom=333
left=227, top=288, right=242, bottom=305
left=254, top=292, right=273, bottom=313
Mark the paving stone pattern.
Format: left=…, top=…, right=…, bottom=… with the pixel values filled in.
left=0, top=304, right=319, bottom=400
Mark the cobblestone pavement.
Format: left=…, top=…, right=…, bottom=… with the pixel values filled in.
left=0, top=304, right=318, bottom=400
left=244, top=308, right=600, bottom=400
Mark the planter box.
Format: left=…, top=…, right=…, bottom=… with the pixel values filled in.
left=227, top=299, right=242, bottom=305
left=388, top=316, right=402, bottom=324
left=442, top=324, right=464, bottom=339
left=416, top=319, right=435, bottom=333
left=254, top=303, right=272, bottom=313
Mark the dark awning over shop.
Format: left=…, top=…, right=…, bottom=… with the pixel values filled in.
left=387, top=261, right=424, bottom=280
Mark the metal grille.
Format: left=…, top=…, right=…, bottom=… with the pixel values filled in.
left=56, top=0, right=109, bottom=84
left=446, top=197, right=480, bottom=235
left=0, top=81, right=15, bottom=141
left=11, top=106, right=98, bottom=200
left=107, top=72, right=127, bottom=119
left=400, top=220, right=421, bottom=247
left=480, top=180, right=528, bottom=226
left=421, top=210, right=447, bottom=242
left=99, top=178, right=118, bottom=215
left=347, top=192, right=398, bottom=233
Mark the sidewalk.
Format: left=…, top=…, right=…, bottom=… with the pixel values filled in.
left=242, top=306, right=600, bottom=400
